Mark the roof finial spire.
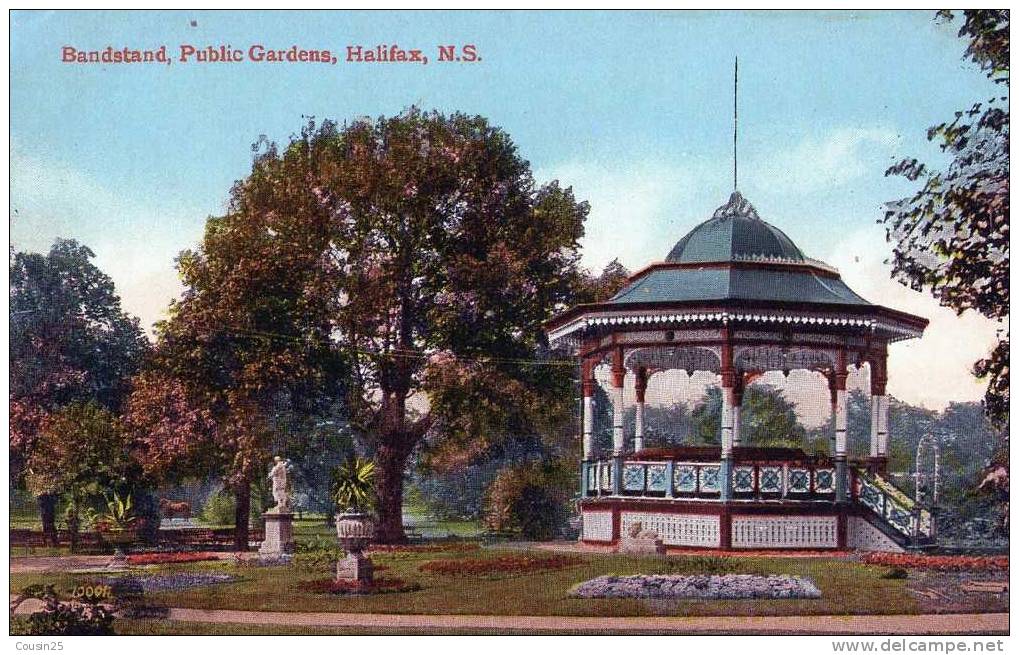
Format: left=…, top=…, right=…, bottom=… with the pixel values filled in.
left=733, top=56, right=738, bottom=192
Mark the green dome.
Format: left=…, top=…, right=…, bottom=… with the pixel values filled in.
left=666, top=191, right=805, bottom=263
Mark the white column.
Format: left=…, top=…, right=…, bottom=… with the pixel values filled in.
left=731, top=404, right=742, bottom=448
left=612, top=384, right=625, bottom=456
left=869, top=398, right=880, bottom=457
left=876, top=395, right=889, bottom=457
left=633, top=401, right=644, bottom=452
left=834, top=389, right=848, bottom=456
left=583, top=395, right=595, bottom=460
left=721, top=387, right=735, bottom=456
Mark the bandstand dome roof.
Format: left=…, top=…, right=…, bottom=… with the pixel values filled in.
left=545, top=190, right=929, bottom=345
left=665, top=191, right=805, bottom=264
left=608, top=191, right=869, bottom=307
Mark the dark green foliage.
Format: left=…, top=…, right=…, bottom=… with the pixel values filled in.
left=10, top=239, right=148, bottom=542
left=412, top=438, right=544, bottom=520
left=484, top=460, right=574, bottom=539
left=331, top=457, right=377, bottom=513
left=199, top=488, right=265, bottom=526
left=691, top=385, right=805, bottom=447
left=286, top=406, right=356, bottom=514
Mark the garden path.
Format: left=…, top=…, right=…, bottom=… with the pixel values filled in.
left=163, top=608, right=1008, bottom=634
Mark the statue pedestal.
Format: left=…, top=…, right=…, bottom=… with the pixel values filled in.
left=336, top=552, right=373, bottom=582
left=258, top=511, right=295, bottom=563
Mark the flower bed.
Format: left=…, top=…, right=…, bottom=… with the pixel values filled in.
left=570, top=574, right=822, bottom=600
left=127, top=552, right=220, bottom=565
left=97, top=572, right=237, bottom=594
left=303, top=577, right=421, bottom=595
left=367, top=542, right=480, bottom=554
left=862, top=552, right=1009, bottom=572
left=419, top=553, right=582, bottom=575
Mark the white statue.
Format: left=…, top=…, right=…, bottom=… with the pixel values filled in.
left=268, top=456, right=290, bottom=513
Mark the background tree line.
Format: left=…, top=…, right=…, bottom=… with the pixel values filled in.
left=9, top=10, right=1007, bottom=547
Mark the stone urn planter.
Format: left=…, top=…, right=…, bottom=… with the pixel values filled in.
left=335, top=512, right=375, bottom=582
left=101, top=529, right=139, bottom=569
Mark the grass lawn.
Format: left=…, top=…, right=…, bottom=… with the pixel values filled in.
left=111, top=619, right=700, bottom=635
left=11, top=546, right=937, bottom=618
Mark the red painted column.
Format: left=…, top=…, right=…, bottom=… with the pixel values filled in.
left=719, top=506, right=732, bottom=550
left=610, top=347, right=625, bottom=496
left=833, top=349, right=849, bottom=503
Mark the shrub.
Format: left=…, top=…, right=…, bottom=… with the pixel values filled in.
left=303, top=577, right=420, bottom=595
left=199, top=488, right=263, bottom=526
left=331, top=457, right=376, bottom=513
left=418, top=553, right=582, bottom=575
left=653, top=555, right=744, bottom=575
left=11, top=584, right=115, bottom=636
left=484, top=460, right=573, bottom=539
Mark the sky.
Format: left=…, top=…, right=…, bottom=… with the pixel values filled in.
left=9, top=10, right=1005, bottom=417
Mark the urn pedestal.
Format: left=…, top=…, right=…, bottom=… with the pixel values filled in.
left=104, top=530, right=138, bottom=569
left=259, top=511, right=295, bottom=563
left=335, top=512, right=375, bottom=583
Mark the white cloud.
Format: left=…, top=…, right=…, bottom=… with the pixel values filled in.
left=826, top=224, right=1001, bottom=411
left=750, top=126, right=902, bottom=194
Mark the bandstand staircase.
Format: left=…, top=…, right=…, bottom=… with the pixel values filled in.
left=851, top=467, right=935, bottom=550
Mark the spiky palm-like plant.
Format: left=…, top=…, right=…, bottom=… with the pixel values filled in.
left=331, top=458, right=376, bottom=514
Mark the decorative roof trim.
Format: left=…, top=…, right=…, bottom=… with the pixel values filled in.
left=547, top=310, right=924, bottom=345
left=730, top=254, right=840, bottom=275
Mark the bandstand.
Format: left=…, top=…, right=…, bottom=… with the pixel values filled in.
left=546, top=192, right=934, bottom=552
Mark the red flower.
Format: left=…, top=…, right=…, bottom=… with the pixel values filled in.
left=418, top=554, right=582, bottom=575
left=862, top=552, right=1008, bottom=572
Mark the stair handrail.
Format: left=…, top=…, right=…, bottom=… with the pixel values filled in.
left=852, top=466, right=935, bottom=544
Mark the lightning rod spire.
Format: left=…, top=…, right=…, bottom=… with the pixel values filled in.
left=733, top=56, right=738, bottom=191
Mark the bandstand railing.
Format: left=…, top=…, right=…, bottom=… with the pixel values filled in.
left=582, top=459, right=838, bottom=502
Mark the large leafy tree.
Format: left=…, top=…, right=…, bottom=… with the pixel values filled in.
left=124, top=143, right=349, bottom=550
left=10, top=239, right=148, bottom=543
left=24, top=402, right=139, bottom=549
left=310, top=109, right=587, bottom=542
left=882, top=9, right=1009, bottom=523
left=128, top=109, right=588, bottom=544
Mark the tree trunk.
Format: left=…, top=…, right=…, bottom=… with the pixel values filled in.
left=38, top=494, right=59, bottom=547
left=67, top=503, right=79, bottom=554
left=374, top=442, right=412, bottom=544
left=233, top=481, right=251, bottom=552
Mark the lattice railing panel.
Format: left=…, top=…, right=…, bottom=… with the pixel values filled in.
left=731, top=515, right=838, bottom=548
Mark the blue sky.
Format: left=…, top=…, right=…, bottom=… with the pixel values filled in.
left=9, top=10, right=1004, bottom=413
